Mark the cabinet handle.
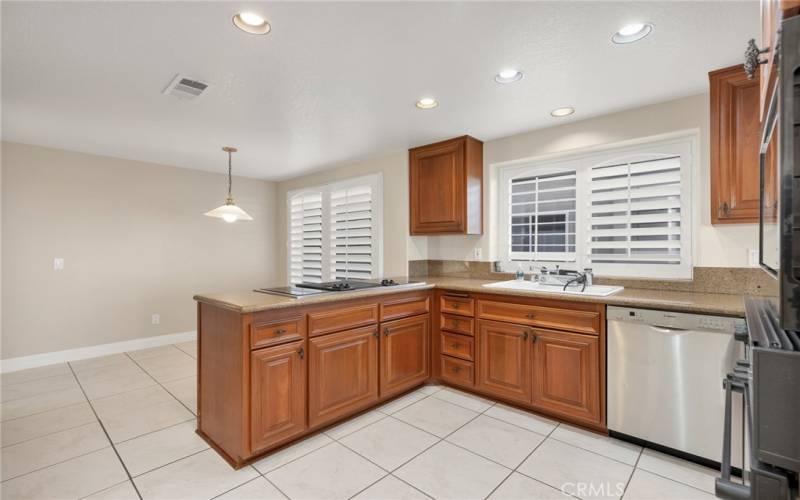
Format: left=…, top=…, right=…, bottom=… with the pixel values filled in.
left=373, top=330, right=379, bottom=339
left=452, top=366, right=462, bottom=373
left=525, top=313, right=535, bottom=319
left=297, top=347, right=304, bottom=359
left=451, top=320, right=460, bottom=328
left=451, top=343, right=460, bottom=349
left=719, top=202, right=730, bottom=216
left=744, top=39, right=769, bottom=80
left=531, top=334, right=538, bottom=343
left=522, top=331, right=529, bottom=340
left=451, top=303, right=460, bottom=309
left=383, top=327, right=391, bottom=336
left=275, top=328, right=286, bottom=335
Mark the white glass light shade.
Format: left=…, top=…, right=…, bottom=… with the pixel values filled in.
left=204, top=200, right=253, bottom=223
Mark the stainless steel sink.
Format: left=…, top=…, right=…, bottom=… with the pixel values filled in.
left=482, top=280, right=624, bottom=297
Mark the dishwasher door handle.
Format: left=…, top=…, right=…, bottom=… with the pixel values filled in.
left=649, top=325, right=690, bottom=335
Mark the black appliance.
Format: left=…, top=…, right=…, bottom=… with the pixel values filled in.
left=256, top=278, right=422, bottom=298
left=759, top=15, right=800, bottom=331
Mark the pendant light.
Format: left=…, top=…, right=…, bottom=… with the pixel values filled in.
left=204, top=147, right=253, bottom=223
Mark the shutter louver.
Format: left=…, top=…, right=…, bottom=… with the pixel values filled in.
left=289, top=192, right=324, bottom=284
left=330, top=185, right=374, bottom=280
left=588, top=156, right=683, bottom=266
left=508, top=171, right=577, bottom=262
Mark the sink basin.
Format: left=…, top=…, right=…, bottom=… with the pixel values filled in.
left=483, top=280, right=624, bottom=297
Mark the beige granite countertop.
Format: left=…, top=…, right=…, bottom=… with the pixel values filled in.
left=195, top=276, right=749, bottom=317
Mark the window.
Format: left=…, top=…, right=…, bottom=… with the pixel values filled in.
left=288, top=174, right=382, bottom=283
left=498, top=137, right=693, bottom=279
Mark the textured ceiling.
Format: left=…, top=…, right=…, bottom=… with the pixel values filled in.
left=2, top=1, right=758, bottom=180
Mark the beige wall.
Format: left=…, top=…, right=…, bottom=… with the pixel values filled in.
left=426, top=93, right=759, bottom=269
left=275, top=152, right=419, bottom=283
left=1, top=142, right=278, bottom=359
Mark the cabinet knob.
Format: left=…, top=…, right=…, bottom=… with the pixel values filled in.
left=297, top=347, right=304, bottom=359
left=531, top=334, right=538, bottom=343
left=452, top=366, right=462, bottom=373
left=744, top=39, right=769, bottom=80
left=452, top=303, right=460, bottom=309
left=451, top=343, right=460, bottom=349
left=383, top=327, right=391, bottom=336
left=719, top=202, right=730, bottom=216
left=452, top=320, right=460, bottom=328
left=275, top=328, right=286, bottom=335
left=522, top=331, right=529, bottom=341
left=373, top=331, right=379, bottom=339
left=525, top=313, right=535, bottom=319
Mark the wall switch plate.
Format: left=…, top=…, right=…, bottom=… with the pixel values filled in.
left=151, top=314, right=160, bottom=325
left=748, top=249, right=759, bottom=267
left=473, top=248, right=482, bottom=260
left=53, top=258, right=64, bottom=270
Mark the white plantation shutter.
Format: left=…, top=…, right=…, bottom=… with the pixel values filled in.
left=289, top=192, right=324, bottom=283
left=330, top=184, right=374, bottom=280
left=587, top=155, right=686, bottom=276
left=287, top=174, right=382, bottom=284
left=508, top=171, right=577, bottom=262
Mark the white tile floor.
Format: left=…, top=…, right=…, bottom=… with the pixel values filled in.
left=0, top=341, right=721, bottom=500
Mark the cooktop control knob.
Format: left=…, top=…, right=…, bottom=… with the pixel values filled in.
left=381, top=279, right=396, bottom=286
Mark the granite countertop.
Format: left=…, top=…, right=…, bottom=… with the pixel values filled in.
left=195, top=276, right=749, bottom=317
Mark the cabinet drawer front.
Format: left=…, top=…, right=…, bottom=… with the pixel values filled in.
left=381, top=294, right=430, bottom=322
left=440, top=314, right=473, bottom=336
left=440, top=356, right=474, bottom=387
left=477, top=300, right=599, bottom=335
left=440, top=295, right=474, bottom=316
left=251, top=318, right=303, bottom=349
left=440, top=331, right=474, bottom=361
left=309, top=303, right=379, bottom=337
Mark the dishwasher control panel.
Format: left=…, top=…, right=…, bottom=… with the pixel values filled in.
left=607, top=306, right=745, bottom=333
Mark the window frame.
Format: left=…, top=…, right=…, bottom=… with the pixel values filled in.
left=497, top=135, right=694, bottom=279
left=286, top=173, right=383, bottom=283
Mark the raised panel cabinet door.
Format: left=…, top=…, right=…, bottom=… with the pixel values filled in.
left=380, top=314, right=430, bottom=397
left=531, top=330, right=600, bottom=425
left=477, top=320, right=532, bottom=403
left=308, top=325, right=379, bottom=428
left=710, top=65, right=761, bottom=224
left=410, top=139, right=465, bottom=233
left=250, top=340, right=307, bottom=453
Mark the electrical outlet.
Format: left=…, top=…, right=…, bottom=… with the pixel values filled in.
left=748, top=249, right=759, bottom=267
left=473, top=247, right=482, bottom=260
left=53, top=258, right=64, bottom=270
left=151, top=314, right=160, bottom=325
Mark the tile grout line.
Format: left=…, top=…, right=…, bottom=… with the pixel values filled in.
left=619, top=448, right=644, bottom=499
left=66, top=362, right=145, bottom=500
left=123, top=351, right=197, bottom=417
left=0, top=441, right=113, bottom=484
left=0, top=410, right=99, bottom=449
left=630, top=463, right=718, bottom=497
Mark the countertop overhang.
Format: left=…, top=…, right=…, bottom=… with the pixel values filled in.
left=194, top=277, right=750, bottom=317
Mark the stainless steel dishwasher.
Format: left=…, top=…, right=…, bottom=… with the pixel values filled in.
left=607, top=306, right=746, bottom=468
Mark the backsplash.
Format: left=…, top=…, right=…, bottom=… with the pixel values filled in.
left=408, top=260, right=778, bottom=296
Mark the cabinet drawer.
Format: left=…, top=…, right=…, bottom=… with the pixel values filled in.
left=440, top=356, right=474, bottom=387
left=251, top=317, right=304, bottom=349
left=477, top=300, right=599, bottom=335
left=440, top=331, right=474, bottom=361
left=440, top=295, right=474, bottom=316
left=381, top=294, right=430, bottom=321
left=440, top=314, right=474, bottom=336
left=309, top=303, right=379, bottom=337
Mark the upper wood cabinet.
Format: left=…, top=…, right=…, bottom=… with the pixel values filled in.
left=379, top=314, right=429, bottom=397
left=409, top=135, right=483, bottom=235
left=759, top=0, right=800, bottom=118
left=709, top=64, right=761, bottom=224
left=250, top=340, right=307, bottom=453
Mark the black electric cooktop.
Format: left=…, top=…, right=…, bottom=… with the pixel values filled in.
left=256, top=278, right=421, bottom=298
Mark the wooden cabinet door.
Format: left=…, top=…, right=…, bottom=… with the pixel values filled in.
left=250, top=340, right=306, bottom=453
left=308, top=325, right=379, bottom=428
left=531, top=330, right=600, bottom=425
left=710, top=65, right=761, bottom=224
left=410, top=138, right=466, bottom=234
left=477, top=320, right=531, bottom=403
left=380, top=314, right=429, bottom=397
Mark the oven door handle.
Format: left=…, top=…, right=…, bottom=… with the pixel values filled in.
left=715, top=372, right=751, bottom=500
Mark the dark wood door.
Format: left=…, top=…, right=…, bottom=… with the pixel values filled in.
left=410, top=138, right=466, bottom=234
left=710, top=64, right=761, bottom=224
left=308, top=325, right=379, bottom=428
left=380, top=314, right=429, bottom=397
left=250, top=340, right=307, bottom=453
left=531, top=329, right=600, bottom=425
left=477, top=320, right=531, bottom=403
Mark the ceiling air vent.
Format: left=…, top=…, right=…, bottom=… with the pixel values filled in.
left=162, top=74, right=212, bottom=100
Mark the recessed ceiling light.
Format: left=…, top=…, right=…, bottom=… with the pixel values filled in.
left=612, top=23, right=653, bottom=44
left=232, top=12, right=271, bottom=35
left=550, top=106, right=575, bottom=117
left=415, top=98, right=439, bottom=110
left=494, top=69, right=524, bottom=84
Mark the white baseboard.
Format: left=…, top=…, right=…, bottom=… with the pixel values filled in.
left=0, top=331, right=197, bottom=374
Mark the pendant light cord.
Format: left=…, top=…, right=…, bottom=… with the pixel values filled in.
left=227, top=150, right=233, bottom=200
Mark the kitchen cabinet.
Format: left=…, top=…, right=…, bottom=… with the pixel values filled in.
left=758, top=0, right=800, bottom=118
left=380, top=314, right=429, bottom=397
left=477, top=320, right=532, bottom=403
left=409, top=135, right=483, bottom=235
left=250, top=340, right=307, bottom=453
left=709, top=64, right=762, bottom=224
left=531, top=330, right=600, bottom=424
left=308, top=325, right=379, bottom=428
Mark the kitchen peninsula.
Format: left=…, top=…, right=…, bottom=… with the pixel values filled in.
left=194, top=277, right=747, bottom=468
